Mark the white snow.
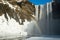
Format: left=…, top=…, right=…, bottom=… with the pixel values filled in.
left=0, top=14, right=28, bottom=37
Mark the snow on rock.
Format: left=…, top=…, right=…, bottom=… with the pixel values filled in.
left=0, top=14, right=28, bottom=37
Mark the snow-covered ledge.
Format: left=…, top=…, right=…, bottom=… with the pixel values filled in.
left=0, top=14, right=28, bottom=40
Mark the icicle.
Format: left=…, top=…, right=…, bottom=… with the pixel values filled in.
left=35, top=5, right=39, bottom=21
left=50, top=2, right=52, bottom=21
left=40, top=5, right=44, bottom=19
